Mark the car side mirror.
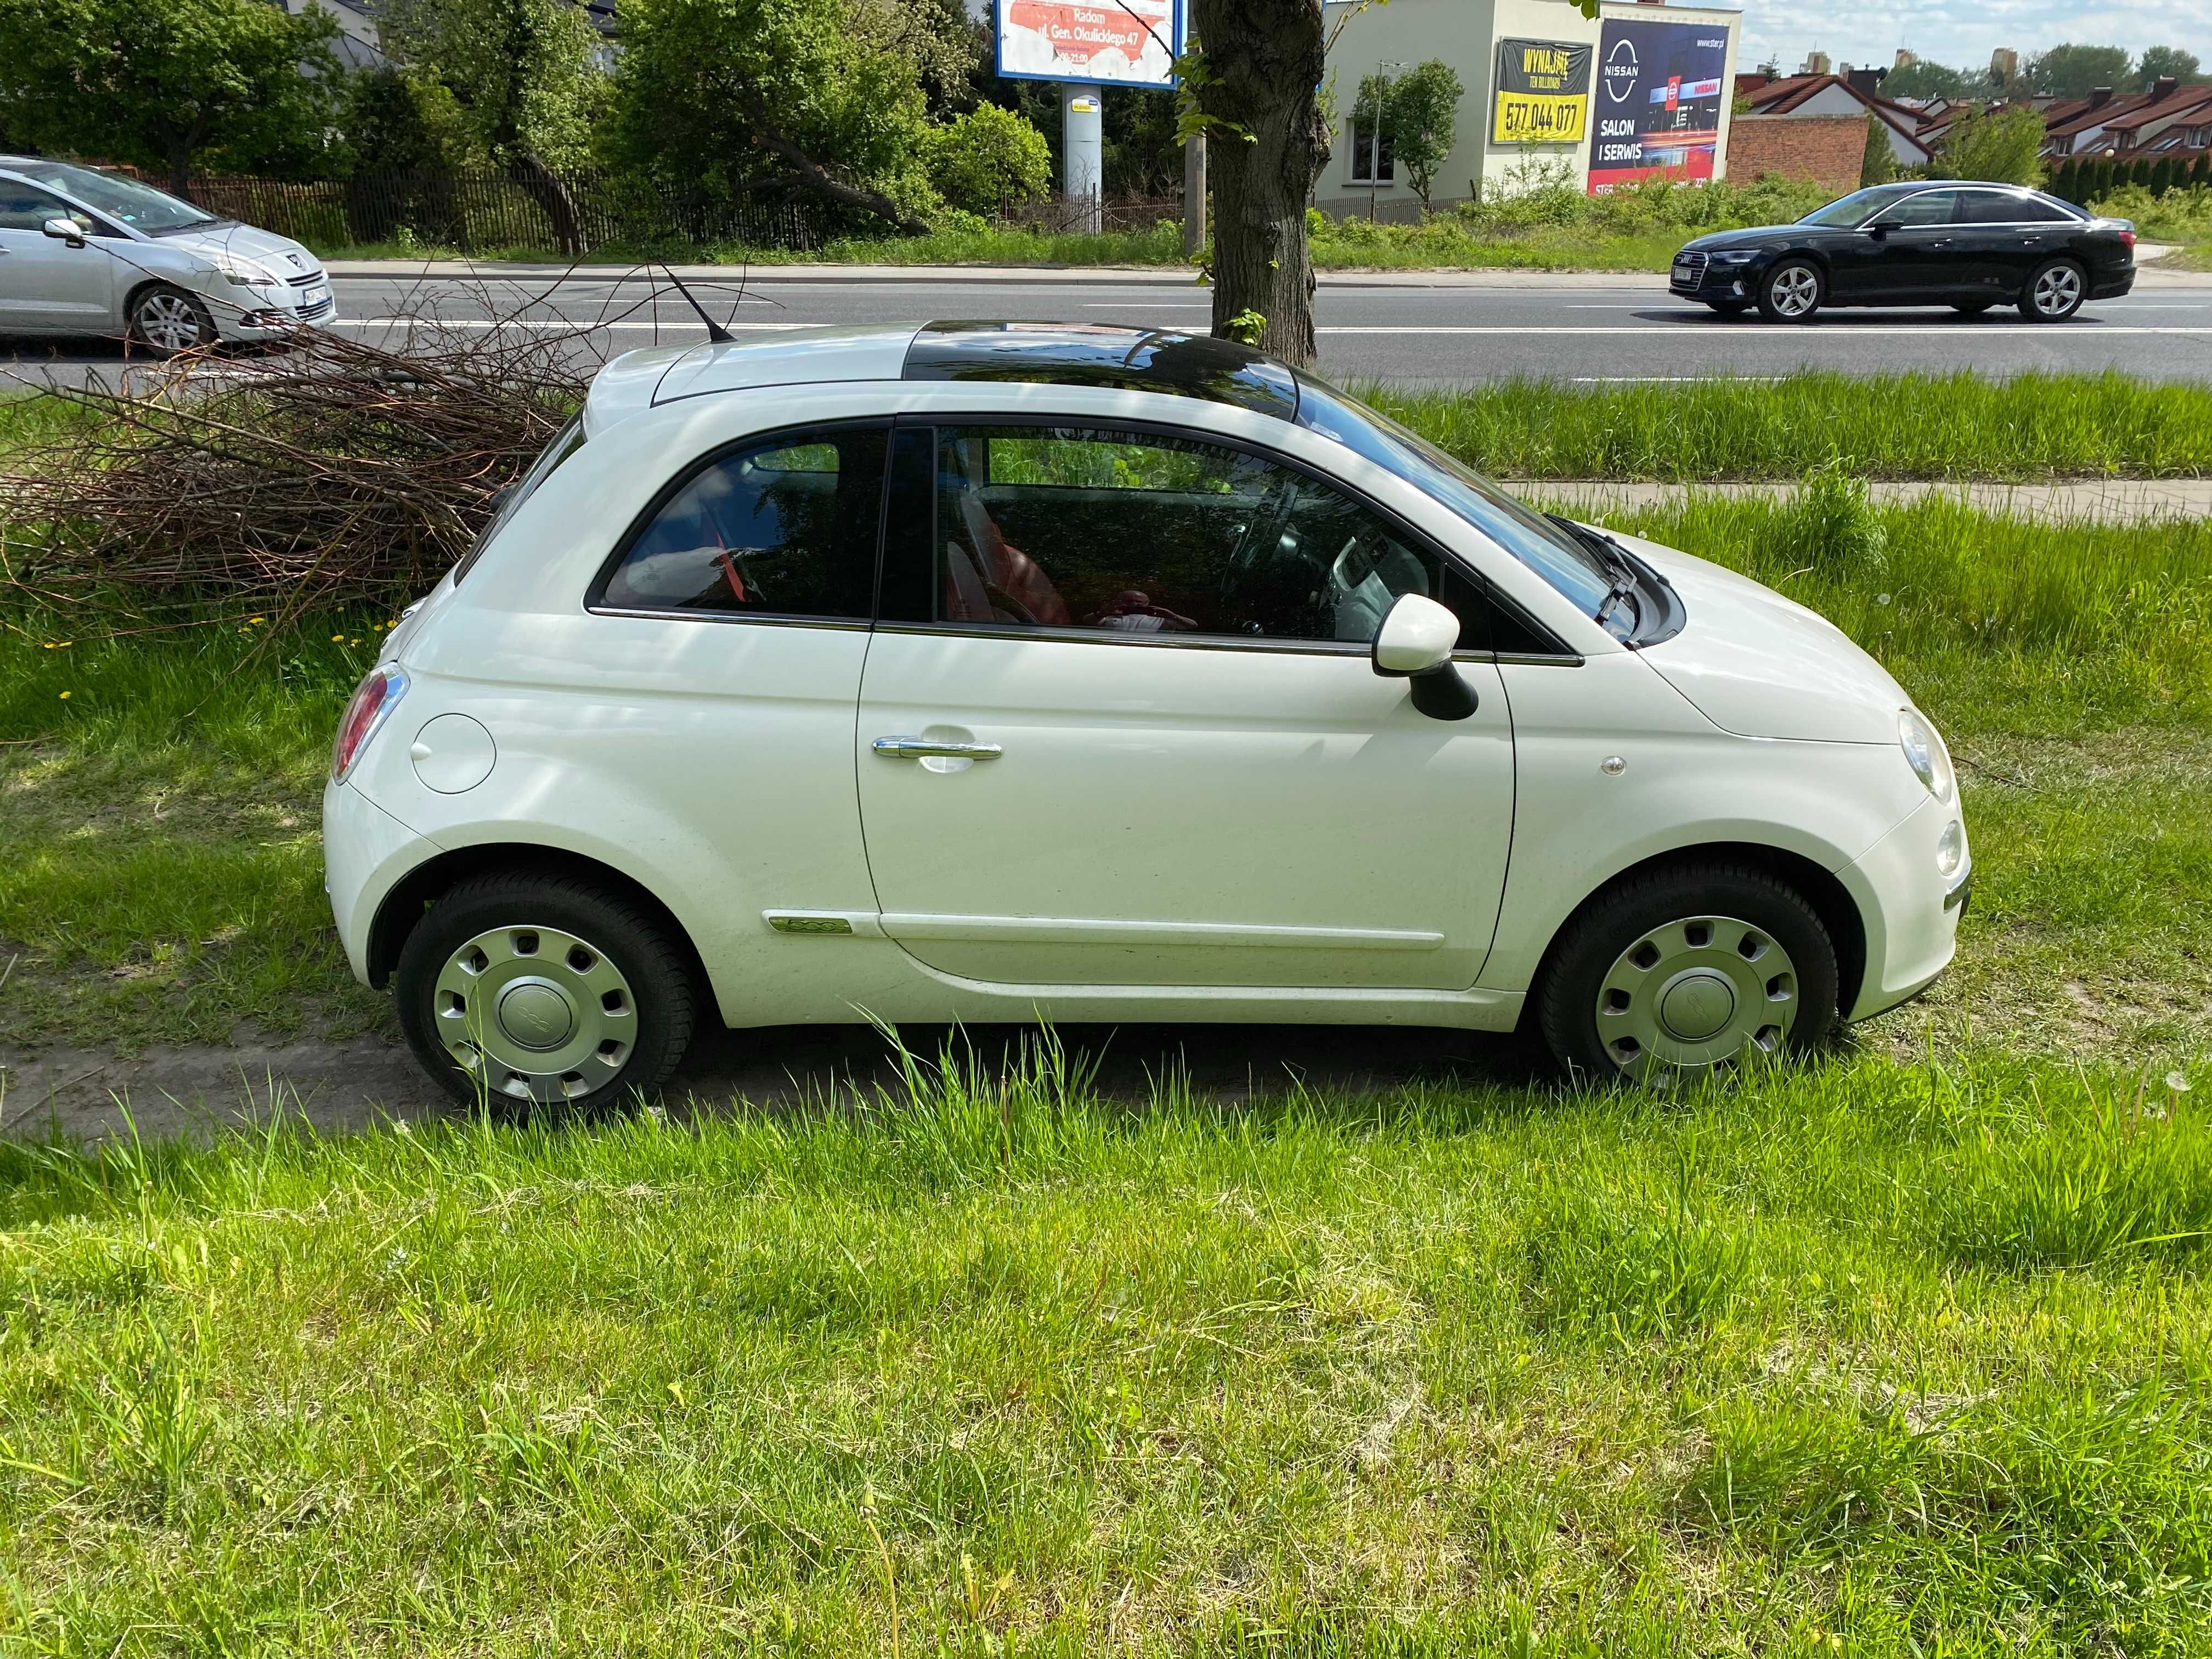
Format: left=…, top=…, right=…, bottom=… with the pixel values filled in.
left=42, top=216, right=88, bottom=249
left=1864, top=221, right=1893, bottom=238
left=1372, top=592, right=1477, bottom=721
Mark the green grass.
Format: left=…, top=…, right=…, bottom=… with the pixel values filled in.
left=1368, top=371, right=2212, bottom=481
left=3, top=1045, right=2211, bottom=1653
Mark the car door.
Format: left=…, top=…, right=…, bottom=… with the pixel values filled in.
left=855, top=419, right=1517, bottom=992
left=0, top=183, right=116, bottom=332
left=1841, top=188, right=1962, bottom=301
left=1950, top=188, right=2040, bottom=298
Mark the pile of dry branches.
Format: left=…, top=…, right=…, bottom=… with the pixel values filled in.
left=1, top=306, right=599, bottom=623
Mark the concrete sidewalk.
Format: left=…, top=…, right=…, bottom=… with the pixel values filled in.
left=1517, top=476, right=2212, bottom=522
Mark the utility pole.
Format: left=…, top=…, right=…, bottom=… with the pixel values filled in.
left=1062, top=86, right=1104, bottom=234
left=1182, top=132, right=1206, bottom=256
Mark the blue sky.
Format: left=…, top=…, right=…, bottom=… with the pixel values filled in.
left=1736, top=0, right=2208, bottom=77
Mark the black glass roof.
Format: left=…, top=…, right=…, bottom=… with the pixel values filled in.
left=902, top=321, right=1300, bottom=419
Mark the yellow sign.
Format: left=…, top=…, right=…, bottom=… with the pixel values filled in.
left=1493, top=91, right=1588, bottom=144
left=1491, top=37, right=1593, bottom=145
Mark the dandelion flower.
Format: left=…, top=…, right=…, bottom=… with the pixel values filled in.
left=59, top=691, right=70, bottom=700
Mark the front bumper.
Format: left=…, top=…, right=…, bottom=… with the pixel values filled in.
left=1836, top=793, right=1971, bottom=1022
left=1669, top=253, right=1763, bottom=302
left=213, top=283, right=340, bottom=340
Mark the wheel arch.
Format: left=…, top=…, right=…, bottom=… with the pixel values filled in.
left=1523, top=840, right=1868, bottom=1022
left=366, top=842, right=713, bottom=1000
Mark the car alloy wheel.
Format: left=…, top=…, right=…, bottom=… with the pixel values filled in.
left=2024, top=260, right=2085, bottom=321
left=1759, top=261, right=1822, bottom=323
left=433, top=923, right=639, bottom=1104
left=129, top=285, right=215, bottom=354
left=1592, top=915, right=1798, bottom=1080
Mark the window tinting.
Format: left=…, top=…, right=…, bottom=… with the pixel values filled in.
left=0, top=183, right=72, bottom=232
left=600, top=425, right=887, bottom=618
left=902, top=323, right=1297, bottom=419
left=917, top=424, right=1484, bottom=648
left=1872, top=189, right=1960, bottom=227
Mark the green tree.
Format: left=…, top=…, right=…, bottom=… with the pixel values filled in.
left=2136, top=47, right=2200, bottom=88
left=1880, top=59, right=1973, bottom=101
left=1932, top=104, right=2046, bottom=184
left=1860, top=110, right=1898, bottom=186
left=601, top=0, right=939, bottom=235
left=379, top=0, right=603, bottom=251
left=0, top=0, right=341, bottom=191
left=927, top=103, right=1051, bottom=215
left=1384, top=60, right=1463, bottom=215
left=2024, top=43, right=2132, bottom=97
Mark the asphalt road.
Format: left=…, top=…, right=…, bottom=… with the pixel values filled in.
left=8, top=266, right=2212, bottom=387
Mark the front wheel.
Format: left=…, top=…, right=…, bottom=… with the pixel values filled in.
left=395, top=870, right=697, bottom=1111
left=1756, top=259, right=1824, bottom=323
left=1537, top=862, right=1840, bottom=1084
left=2019, top=258, right=2086, bottom=322
left=126, top=283, right=218, bottom=355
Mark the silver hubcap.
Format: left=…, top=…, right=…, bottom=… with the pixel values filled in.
left=1769, top=267, right=1818, bottom=318
left=134, top=292, right=204, bottom=352
left=1595, top=914, right=1798, bottom=1080
left=433, top=924, right=637, bottom=1102
left=2033, top=265, right=2081, bottom=315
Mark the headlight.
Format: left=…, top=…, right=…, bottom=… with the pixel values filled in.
left=208, top=254, right=279, bottom=287
left=1712, top=250, right=1758, bottom=264
left=1898, top=708, right=1954, bottom=802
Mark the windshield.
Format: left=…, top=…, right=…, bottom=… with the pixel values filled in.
left=7, top=161, right=217, bottom=234
left=1796, top=183, right=1924, bottom=229
left=1291, top=373, right=1617, bottom=623
left=453, top=414, right=589, bottom=584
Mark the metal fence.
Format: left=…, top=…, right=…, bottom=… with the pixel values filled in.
left=180, top=170, right=834, bottom=254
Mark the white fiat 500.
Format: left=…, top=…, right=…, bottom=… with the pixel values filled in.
left=324, top=322, right=1968, bottom=1105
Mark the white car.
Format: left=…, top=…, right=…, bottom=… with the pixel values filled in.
left=0, top=158, right=336, bottom=352
left=324, top=322, right=1969, bottom=1104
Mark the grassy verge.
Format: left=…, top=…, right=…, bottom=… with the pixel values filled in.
left=1366, top=371, right=2212, bottom=481
left=4, top=1045, right=2211, bottom=1653
left=3, top=488, right=2206, bottom=1060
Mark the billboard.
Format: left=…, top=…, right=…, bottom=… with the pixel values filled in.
left=1589, top=16, right=1730, bottom=192
left=1491, top=38, right=1593, bottom=146
left=995, top=0, right=1182, bottom=89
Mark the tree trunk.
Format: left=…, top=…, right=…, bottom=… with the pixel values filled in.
left=1188, top=0, right=1328, bottom=367
left=509, top=153, right=590, bottom=257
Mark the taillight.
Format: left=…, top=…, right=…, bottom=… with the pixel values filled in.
left=331, top=664, right=408, bottom=782
left=2119, top=229, right=2137, bottom=250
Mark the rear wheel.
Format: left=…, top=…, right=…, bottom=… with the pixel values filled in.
left=126, top=283, right=217, bottom=355
left=2019, top=258, right=2086, bottom=322
left=1537, top=862, right=1840, bottom=1085
left=1756, top=259, right=1824, bottom=323
left=395, top=870, right=697, bottom=1111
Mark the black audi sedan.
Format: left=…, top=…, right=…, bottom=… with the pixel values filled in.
left=1669, top=181, right=2136, bottom=323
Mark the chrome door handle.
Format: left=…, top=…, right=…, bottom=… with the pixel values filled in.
left=872, top=735, right=1003, bottom=760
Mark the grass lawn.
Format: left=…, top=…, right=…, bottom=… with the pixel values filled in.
left=3, top=376, right=2211, bottom=1650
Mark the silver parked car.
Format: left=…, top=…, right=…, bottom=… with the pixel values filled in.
left=0, top=157, right=337, bottom=353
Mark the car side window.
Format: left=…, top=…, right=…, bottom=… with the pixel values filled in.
left=2012, top=198, right=2078, bottom=224
left=1875, top=190, right=1960, bottom=228
left=597, top=424, right=888, bottom=619
left=900, top=423, right=1486, bottom=648
left=0, top=184, right=77, bottom=232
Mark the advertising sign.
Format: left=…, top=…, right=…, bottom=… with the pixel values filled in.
left=996, top=0, right=1182, bottom=89
left=1589, top=16, right=1730, bottom=191
left=1491, top=38, right=1593, bottom=145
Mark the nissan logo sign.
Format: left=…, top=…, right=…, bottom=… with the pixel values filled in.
left=1602, top=37, right=1639, bottom=101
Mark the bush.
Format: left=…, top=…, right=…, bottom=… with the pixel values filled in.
left=2089, top=182, right=2212, bottom=242
left=1933, top=104, right=2047, bottom=185
left=926, top=103, right=1052, bottom=218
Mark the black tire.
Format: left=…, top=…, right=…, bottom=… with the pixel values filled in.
left=1537, top=861, right=1841, bottom=1085
left=1703, top=300, right=1751, bottom=317
left=1754, top=259, right=1824, bottom=324
left=394, top=870, right=697, bottom=1113
left=125, top=283, right=218, bottom=356
left=2018, top=258, right=2086, bottom=323
left=1949, top=298, right=1995, bottom=315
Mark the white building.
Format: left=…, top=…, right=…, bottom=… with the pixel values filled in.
left=1319, top=0, right=1742, bottom=216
